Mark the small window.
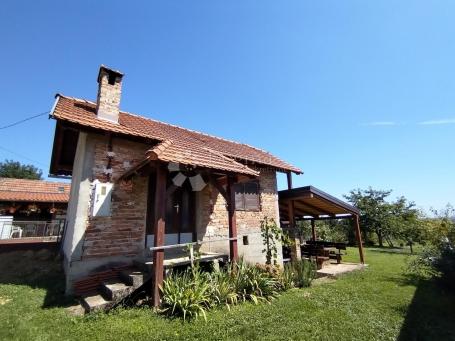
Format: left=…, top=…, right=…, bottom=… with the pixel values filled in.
left=234, top=181, right=260, bottom=211
left=58, top=186, right=65, bottom=193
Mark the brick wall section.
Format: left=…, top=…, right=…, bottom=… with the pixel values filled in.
left=81, top=135, right=149, bottom=259
left=197, top=168, right=282, bottom=264
left=77, top=134, right=281, bottom=264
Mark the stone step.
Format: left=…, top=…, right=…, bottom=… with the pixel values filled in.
left=100, top=279, right=134, bottom=302
left=120, top=269, right=150, bottom=288
left=80, top=294, right=113, bottom=313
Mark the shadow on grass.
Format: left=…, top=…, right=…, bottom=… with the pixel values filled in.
left=0, top=248, right=76, bottom=309
left=397, top=275, right=455, bottom=340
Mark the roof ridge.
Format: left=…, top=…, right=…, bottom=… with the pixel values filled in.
left=56, top=94, right=278, bottom=156
left=55, top=94, right=302, bottom=173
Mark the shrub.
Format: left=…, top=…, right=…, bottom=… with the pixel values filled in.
left=160, top=268, right=212, bottom=321
left=279, top=264, right=296, bottom=291
left=286, top=259, right=316, bottom=288
left=207, top=270, right=238, bottom=310
left=231, top=259, right=279, bottom=304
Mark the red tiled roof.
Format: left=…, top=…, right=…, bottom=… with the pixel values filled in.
left=0, top=178, right=70, bottom=203
left=52, top=95, right=302, bottom=175
left=146, top=141, right=260, bottom=176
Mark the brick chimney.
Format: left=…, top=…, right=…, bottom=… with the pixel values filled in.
left=96, top=65, right=124, bottom=123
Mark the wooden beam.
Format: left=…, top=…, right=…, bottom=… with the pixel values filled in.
left=286, top=172, right=292, bottom=189
left=151, top=164, right=167, bottom=307
left=354, top=214, right=365, bottom=264
left=208, top=174, right=228, bottom=202
left=226, top=175, right=238, bottom=261
left=297, top=215, right=353, bottom=221
left=288, top=199, right=301, bottom=261
left=311, top=219, right=316, bottom=241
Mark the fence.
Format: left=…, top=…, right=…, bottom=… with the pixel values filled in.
left=0, top=220, right=65, bottom=241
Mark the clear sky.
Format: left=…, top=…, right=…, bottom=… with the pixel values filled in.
left=0, top=1, right=453, bottom=212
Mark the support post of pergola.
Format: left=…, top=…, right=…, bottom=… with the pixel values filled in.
left=288, top=200, right=301, bottom=261
left=286, top=171, right=293, bottom=190
left=311, top=219, right=316, bottom=241
left=353, top=214, right=365, bottom=264
left=151, top=164, right=167, bottom=307
left=227, top=175, right=238, bottom=262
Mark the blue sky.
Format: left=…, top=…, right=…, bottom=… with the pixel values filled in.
left=0, top=1, right=453, bottom=212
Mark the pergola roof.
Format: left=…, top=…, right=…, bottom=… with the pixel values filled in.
left=279, top=186, right=359, bottom=220
left=0, top=178, right=70, bottom=203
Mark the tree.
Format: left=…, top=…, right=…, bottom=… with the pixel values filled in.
left=390, top=196, right=423, bottom=253
left=0, top=159, right=43, bottom=180
left=344, top=188, right=393, bottom=247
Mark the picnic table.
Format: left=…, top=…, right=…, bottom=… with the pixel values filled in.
left=301, top=241, right=347, bottom=267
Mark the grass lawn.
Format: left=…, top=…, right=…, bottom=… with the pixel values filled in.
left=0, top=247, right=454, bottom=341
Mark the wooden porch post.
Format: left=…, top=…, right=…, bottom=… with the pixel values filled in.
left=227, top=175, right=238, bottom=261
left=152, top=164, right=167, bottom=307
left=286, top=171, right=293, bottom=189
left=353, top=214, right=365, bottom=264
left=311, top=219, right=316, bottom=241
left=288, top=200, right=301, bottom=261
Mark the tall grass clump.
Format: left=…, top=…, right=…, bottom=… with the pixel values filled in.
left=284, top=259, right=316, bottom=288
left=160, top=258, right=315, bottom=320
left=231, top=259, right=279, bottom=304
left=160, top=268, right=211, bottom=321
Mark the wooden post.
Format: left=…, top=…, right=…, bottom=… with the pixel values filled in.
left=152, top=164, right=167, bottom=307
left=286, top=172, right=293, bottom=190
left=288, top=200, right=301, bottom=261
left=353, top=214, right=365, bottom=264
left=311, top=219, right=316, bottom=241
left=227, top=175, right=238, bottom=261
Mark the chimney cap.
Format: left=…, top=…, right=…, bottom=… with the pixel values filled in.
left=97, top=65, right=124, bottom=83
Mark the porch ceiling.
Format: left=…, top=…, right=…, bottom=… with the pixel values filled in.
left=279, top=186, right=359, bottom=220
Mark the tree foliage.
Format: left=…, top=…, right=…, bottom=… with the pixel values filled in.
left=344, top=187, right=424, bottom=250
left=0, top=159, right=43, bottom=180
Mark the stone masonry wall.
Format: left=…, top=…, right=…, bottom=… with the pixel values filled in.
left=197, top=168, right=282, bottom=264
left=80, top=135, right=149, bottom=260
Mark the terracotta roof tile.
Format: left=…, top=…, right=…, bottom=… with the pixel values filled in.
left=146, top=141, right=259, bottom=176
left=0, top=178, right=70, bottom=203
left=52, top=95, right=302, bottom=174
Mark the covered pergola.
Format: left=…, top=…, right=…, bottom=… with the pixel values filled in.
left=278, top=185, right=364, bottom=264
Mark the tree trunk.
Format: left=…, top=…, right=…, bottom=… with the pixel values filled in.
left=409, top=242, right=413, bottom=254
left=377, top=231, right=383, bottom=247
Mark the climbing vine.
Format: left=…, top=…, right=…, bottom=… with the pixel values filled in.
left=260, top=217, right=282, bottom=265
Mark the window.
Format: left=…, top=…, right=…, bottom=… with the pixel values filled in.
left=234, top=181, right=260, bottom=211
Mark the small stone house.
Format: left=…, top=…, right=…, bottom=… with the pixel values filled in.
left=49, top=66, right=301, bottom=298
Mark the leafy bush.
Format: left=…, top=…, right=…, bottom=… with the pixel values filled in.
left=160, top=257, right=316, bottom=320
left=279, top=264, right=296, bottom=290
left=231, top=259, right=279, bottom=304
left=160, top=268, right=211, bottom=321
left=285, top=259, right=316, bottom=288
left=207, top=270, right=238, bottom=310
left=406, top=205, right=455, bottom=290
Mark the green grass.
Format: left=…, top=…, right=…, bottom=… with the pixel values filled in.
left=0, top=247, right=454, bottom=340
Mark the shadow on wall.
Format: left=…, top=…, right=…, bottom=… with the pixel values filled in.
left=397, top=275, right=455, bottom=340
left=0, top=248, right=76, bottom=309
